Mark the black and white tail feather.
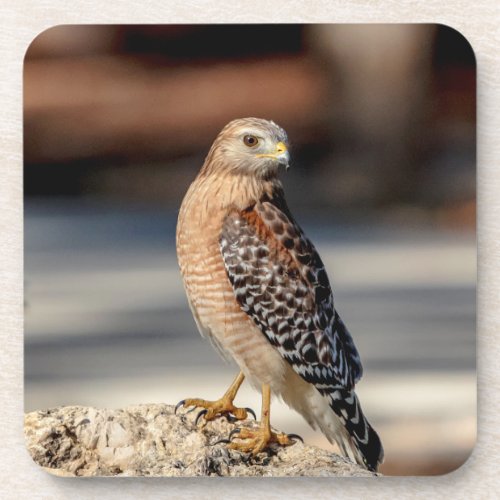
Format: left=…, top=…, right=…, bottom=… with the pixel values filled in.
left=321, top=388, right=384, bottom=471
left=220, top=188, right=384, bottom=471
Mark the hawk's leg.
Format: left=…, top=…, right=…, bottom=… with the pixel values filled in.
left=175, top=371, right=255, bottom=424
left=227, top=384, right=302, bottom=455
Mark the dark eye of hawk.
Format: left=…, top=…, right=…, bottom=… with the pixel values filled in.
left=243, top=135, right=259, bottom=147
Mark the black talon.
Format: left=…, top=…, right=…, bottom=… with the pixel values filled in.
left=174, top=400, right=186, bottom=415
left=287, top=433, right=304, bottom=444
left=195, top=409, right=208, bottom=425
left=245, top=407, right=257, bottom=420
left=185, top=406, right=197, bottom=415
left=228, top=428, right=241, bottom=441
left=225, top=414, right=237, bottom=423
left=212, top=438, right=231, bottom=446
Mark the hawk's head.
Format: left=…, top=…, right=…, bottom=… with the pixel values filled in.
left=205, top=117, right=290, bottom=179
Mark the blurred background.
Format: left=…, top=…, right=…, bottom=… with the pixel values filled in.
left=24, top=24, right=476, bottom=476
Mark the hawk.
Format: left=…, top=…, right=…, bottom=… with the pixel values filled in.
left=175, top=117, right=383, bottom=471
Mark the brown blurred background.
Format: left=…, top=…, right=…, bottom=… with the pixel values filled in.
left=24, top=25, right=476, bottom=476
left=24, top=24, right=475, bottom=221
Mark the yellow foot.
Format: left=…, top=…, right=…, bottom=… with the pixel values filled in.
left=175, top=397, right=256, bottom=426
left=222, top=426, right=303, bottom=455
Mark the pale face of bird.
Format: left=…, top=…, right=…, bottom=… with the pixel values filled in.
left=210, top=117, right=290, bottom=179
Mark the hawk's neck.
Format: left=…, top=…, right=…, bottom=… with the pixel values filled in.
left=191, top=171, right=284, bottom=214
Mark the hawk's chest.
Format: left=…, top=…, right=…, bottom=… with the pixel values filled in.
left=176, top=180, right=249, bottom=342
left=175, top=175, right=292, bottom=388
left=177, top=190, right=227, bottom=302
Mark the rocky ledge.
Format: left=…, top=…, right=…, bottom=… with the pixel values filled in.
left=24, top=404, right=377, bottom=477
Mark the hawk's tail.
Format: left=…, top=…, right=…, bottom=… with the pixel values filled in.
left=282, top=376, right=384, bottom=472
left=325, top=388, right=384, bottom=472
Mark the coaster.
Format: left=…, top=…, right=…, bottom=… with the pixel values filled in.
left=24, top=24, right=476, bottom=477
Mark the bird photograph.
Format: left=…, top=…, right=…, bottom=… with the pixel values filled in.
left=24, top=25, right=475, bottom=476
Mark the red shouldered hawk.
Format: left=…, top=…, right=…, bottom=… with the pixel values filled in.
left=175, top=117, right=383, bottom=471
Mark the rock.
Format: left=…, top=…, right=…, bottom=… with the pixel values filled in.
left=24, top=404, right=377, bottom=477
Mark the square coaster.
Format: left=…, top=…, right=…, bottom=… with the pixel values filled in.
left=24, top=24, right=475, bottom=477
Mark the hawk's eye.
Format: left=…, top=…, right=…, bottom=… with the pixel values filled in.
left=243, top=135, right=259, bottom=147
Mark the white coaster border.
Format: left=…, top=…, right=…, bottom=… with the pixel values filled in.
left=2, top=3, right=497, bottom=497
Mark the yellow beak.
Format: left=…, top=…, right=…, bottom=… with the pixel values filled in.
left=256, top=142, right=290, bottom=168
left=276, top=142, right=287, bottom=154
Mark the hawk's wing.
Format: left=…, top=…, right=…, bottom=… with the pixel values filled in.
left=220, top=199, right=362, bottom=390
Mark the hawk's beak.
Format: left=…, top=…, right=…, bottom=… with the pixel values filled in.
left=275, top=142, right=290, bottom=169
left=257, top=141, right=290, bottom=170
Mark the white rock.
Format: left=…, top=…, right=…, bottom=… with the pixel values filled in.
left=24, top=404, right=377, bottom=477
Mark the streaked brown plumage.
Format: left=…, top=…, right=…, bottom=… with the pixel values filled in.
left=176, top=117, right=383, bottom=470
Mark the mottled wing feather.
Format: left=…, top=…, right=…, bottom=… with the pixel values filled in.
left=219, top=200, right=362, bottom=389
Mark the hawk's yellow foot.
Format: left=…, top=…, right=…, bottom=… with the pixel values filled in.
left=226, top=426, right=302, bottom=455
left=174, top=371, right=255, bottom=425
left=217, top=383, right=303, bottom=455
